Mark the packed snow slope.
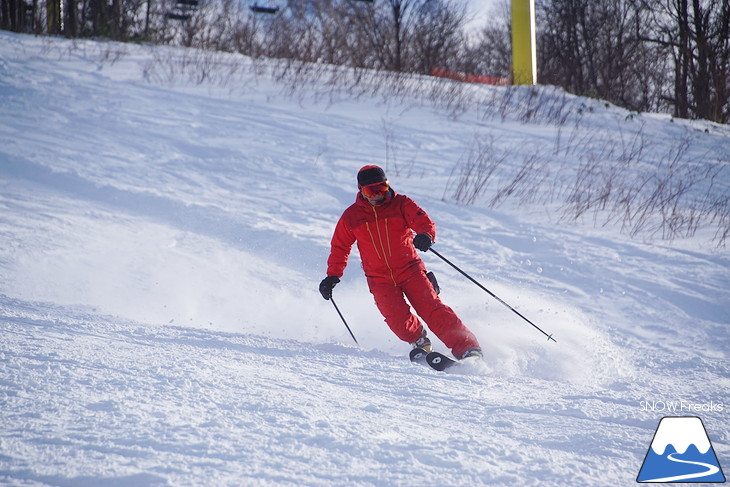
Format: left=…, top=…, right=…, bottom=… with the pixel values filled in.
left=1, top=32, right=728, bottom=486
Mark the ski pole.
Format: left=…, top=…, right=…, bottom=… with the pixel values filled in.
left=330, top=296, right=359, bottom=345
left=428, top=247, right=557, bottom=342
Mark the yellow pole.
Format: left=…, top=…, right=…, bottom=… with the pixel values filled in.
left=511, top=0, right=537, bottom=85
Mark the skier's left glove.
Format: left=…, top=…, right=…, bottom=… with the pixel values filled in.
left=319, top=276, right=340, bottom=300
left=413, top=233, right=433, bottom=252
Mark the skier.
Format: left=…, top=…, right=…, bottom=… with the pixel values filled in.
left=319, top=165, right=483, bottom=360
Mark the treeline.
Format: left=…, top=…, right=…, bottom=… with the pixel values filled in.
left=2, top=0, right=728, bottom=123
left=537, top=0, right=729, bottom=124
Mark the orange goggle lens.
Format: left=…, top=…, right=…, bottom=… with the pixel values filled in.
left=361, top=181, right=389, bottom=198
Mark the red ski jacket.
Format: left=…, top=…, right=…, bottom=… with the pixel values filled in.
left=327, top=190, right=437, bottom=285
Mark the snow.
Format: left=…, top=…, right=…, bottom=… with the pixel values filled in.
left=1, top=31, right=728, bottom=486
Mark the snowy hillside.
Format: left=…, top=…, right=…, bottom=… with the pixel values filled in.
left=1, top=31, right=728, bottom=486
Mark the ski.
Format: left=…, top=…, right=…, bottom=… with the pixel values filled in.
left=411, top=348, right=483, bottom=373
left=425, top=351, right=458, bottom=371
left=409, top=347, right=429, bottom=364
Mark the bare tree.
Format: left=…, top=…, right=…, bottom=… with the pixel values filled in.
left=406, top=0, right=468, bottom=74
left=1, top=0, right=31, bottom=31
left=538, top=0, right=654, bottom=109
left=344, top=0, right=466, bottom=72
left=637, top=0, right=730, bottom=122
left=463, top=0, right=511, bottom=79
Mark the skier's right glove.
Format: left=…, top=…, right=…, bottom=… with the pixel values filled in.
left=319, top=276, right=340, bottom=300
left=413, top=233, right=433, bottom=252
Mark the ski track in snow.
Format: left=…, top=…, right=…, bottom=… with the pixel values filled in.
left=1, top=32, right=729, bottom=486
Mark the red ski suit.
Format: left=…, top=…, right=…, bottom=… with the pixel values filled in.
left=326, top=190, right=480, bottom=357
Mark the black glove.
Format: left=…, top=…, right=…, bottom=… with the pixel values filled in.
left=319, top=276, right=340, bottom=300
left=413, top=233, right=432, bottom=252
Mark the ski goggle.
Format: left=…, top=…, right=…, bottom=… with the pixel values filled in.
left=360, top=181, right=389, bottom=198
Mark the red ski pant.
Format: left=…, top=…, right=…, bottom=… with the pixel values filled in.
left=367, top=268, right=480, bottom=358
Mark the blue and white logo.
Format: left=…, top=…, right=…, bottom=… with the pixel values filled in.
left=637, top=416, right=725, bottom=483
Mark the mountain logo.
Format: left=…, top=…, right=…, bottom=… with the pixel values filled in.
left=637, top=416, right=725, bottom=483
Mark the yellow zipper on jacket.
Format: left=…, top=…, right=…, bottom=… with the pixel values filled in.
left=384, top=218, right=392, bottom=257
left=365, top=222, right=381, bottom=261
left=368, top=206, right=397, bottom=286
